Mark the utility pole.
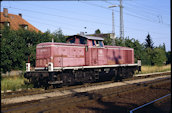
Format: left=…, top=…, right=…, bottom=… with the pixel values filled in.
left=109, top=5, right=118, bottom=46
left=112, top=9, right=115, bottom=45
left=120, top=0, right=124, bottom=39
left=112, top=9, right=115, bottom=39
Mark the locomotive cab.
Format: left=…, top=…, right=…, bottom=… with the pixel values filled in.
left=66, top=35, right=104, bottom=47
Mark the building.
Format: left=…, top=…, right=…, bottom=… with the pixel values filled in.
left=87, top=33, right=114, bottom=39
left=0, top=8, right=40, bottom=32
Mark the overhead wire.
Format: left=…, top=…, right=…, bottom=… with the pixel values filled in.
left=79, top=1, right=170, bottom=26
left=123, top=4, right=170, bottom=26
left=6, top=6, right=112, bottom=26
left=80, top=1, right=114, bottom=11
left=23, top=14, right=111, bottom=32
left=2, top=1, right=169, bottom=35
left=104, top=1, right=114, bottom=5
left=125, top=1, right=170, bottom=15
left=5, top=5, right=168, bottom=35
left=14, top=2, right=110, bottom=19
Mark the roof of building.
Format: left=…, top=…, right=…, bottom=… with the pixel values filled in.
left=67, top=35, right=104, bottom=41
left=87, top=33, right=112, bottom=38
left=0, top=9, right=40, bottom=32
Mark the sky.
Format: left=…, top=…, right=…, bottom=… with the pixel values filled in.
left=1, top=0, right=171, bottom=51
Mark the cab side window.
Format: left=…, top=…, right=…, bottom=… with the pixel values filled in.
left=80, top=37, right=87, bottom=44
left=96, top=40, right=99, bottom=46
left=99, top=41, right=103, bottom=47
left=69, top=38, right=75, bottom=43
left=92, top=40, right=95, bottom=46
left=94, top=40, right=103, bottom=47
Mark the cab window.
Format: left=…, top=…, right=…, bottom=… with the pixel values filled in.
left=95, top=40, right=103, bottom=47
left=99, top=41, right=103, bottom=47
left=69, top=38, right=75, bottom=43
left=80, top=37, right=87, bottom=44
left=96, top=40, right=99, bottom=46
left=92, top=40, right=95, bottom=46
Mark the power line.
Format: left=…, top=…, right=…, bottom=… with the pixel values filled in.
left=124, top=26, right=168, bottom=35
left=6, top=6, right=169, bottom=35
left=14, top=2, right=110, bottom=20
left=123, top=4, right=170, bottom=25
left=104, top=1, right=114, bottom=5
left=24, top=14, right=111, bottom=32
left=21, top=12, right=168, bottom=36
left=78, top=2, right=170, bottom=26
left=80, top=1, right=112, bottom=11
left=123, top=10, right=170, bottom=26
left=6, top=6, right=112, bottom=26
left=125, top=1, right=170, bottom=15
left=2, top=2, right=169, bottom=35
left=124, top=5, right=159, bottom=17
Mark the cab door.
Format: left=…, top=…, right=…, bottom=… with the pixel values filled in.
left=91, top=48, right=98, bottom=65
left=97, top=48, right=105, bottom=65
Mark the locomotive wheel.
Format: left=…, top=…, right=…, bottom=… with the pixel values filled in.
left=42, top=78, right=49, bottom=90
left=31, top=77, right=40, bottom=88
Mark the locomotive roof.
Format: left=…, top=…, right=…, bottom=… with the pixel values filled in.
left=67, top=35, right=104, bottom=41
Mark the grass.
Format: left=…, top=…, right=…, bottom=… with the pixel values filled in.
left=1, top=75, right=33, bottom=91
left=136, top=64, right=171, bottom=74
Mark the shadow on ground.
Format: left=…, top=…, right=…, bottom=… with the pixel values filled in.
left=72, top=91, right=134, bottom=113
left=72, top=91, right=171, bottom=113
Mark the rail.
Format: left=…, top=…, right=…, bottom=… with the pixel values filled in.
left=129, top=93, right=171, bottom=113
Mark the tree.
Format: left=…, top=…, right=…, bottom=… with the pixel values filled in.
left=166, top=51, right=171, bottom=64
left=95, top=29, right=101, bottom=34
left=152, top=47, right=167, bottom=65
left=103, top=36, right=112, bottom=45
left=52, top=28, right=66, bottom=43
left=159, top=43, right=166, bottom=52
left=1, top=27, right=13, bottom=73
left=142, top=47, right=153, bottom=65
left=115, top=37, right=125, bottom=46
left=145, top=33, right=154, bottom=49
left=1, top=27, right=65, bottom=73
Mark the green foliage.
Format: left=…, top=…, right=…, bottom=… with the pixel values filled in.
left=142, top=48, right=154, bottom=65
left=166, top=51, right=171, bottom=64
left=145, top=33, right=154, bottom=49
left=1, top=27, right=65, bottom=73
left=52, top=28, right=66, bottom=43
left=152, top=47, right=167, bottom=65
left=158, top=43, right=166, bottom=52
left=115, top=37, right=125, bottom=47
left=95, top=29, right=101, bottom=34
left=103, top=36, right=112, bottom=45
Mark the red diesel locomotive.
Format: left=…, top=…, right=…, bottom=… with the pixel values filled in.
left=24, top=35, right=141, bottom=88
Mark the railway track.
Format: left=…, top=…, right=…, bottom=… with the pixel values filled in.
left=1, top=71, right=171, bottom=99
left=1, top=71, right=170, bottom=99
left=1, top=71, right=171, bottom=103
left=1, top=72, right=171, bottom=113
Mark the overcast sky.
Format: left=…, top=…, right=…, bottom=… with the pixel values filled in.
left=1, top=0, right=171, bottom=51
